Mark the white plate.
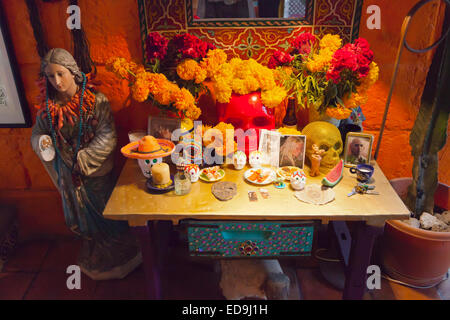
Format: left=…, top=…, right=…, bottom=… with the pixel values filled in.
left=199, top=167, right=225, bottom=182
left=244, top=168, right=276, bottom=185
left=276, top=166, right=301, bottom=180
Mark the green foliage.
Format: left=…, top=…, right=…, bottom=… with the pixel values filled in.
left=279, top=54, right=361, bottom=114
left=406, top=29, right=450, bottom=218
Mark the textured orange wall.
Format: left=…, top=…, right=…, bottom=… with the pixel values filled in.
left=359, top=0, right=449, bottom=185
left=0, top=0, right=448, bottom=240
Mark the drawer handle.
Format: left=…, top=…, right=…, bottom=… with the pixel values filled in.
left=238, top=240, right=260, bottom=256
left=222, top=230, right=271, bottom=241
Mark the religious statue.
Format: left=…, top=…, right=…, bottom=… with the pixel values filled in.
left=31, top=48, right=141, bottom=280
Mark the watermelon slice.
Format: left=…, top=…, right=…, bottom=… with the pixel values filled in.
left=322, top=159, right=344, bottom=187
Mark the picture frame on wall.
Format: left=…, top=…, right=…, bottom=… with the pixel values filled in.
left=0, top=5, right=31, bottom=128
left=279, top=134, right=306, bottom=169
left=344, top=132, right=374, bottom=167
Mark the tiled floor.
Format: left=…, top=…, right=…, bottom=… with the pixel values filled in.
left=0, top=238, right=448, bottom=300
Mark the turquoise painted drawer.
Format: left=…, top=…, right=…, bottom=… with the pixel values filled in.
left=183, top=221, right=314, bottom=258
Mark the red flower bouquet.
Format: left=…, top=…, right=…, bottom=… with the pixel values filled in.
left=268, top=50, right=294, bottom=69
left=269, top=32, right=379, bottom=120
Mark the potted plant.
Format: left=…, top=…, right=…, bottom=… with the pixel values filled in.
left=380, top=4, right=450, bottom=287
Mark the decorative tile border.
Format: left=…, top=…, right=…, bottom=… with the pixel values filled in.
left=138, top=0, right=364, bottom=64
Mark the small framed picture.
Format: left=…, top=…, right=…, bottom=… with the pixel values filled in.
left=147, top=116, right=181, bottom=140
left=279, top=135, right=306, bottom=169
left=344, top=132, right=374, bottom=167
left=258, top=129, right=281, bottom=167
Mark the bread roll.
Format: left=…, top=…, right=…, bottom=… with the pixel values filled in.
left=151, top=162, right=170, bottom=185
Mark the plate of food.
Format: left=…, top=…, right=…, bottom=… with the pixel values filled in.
left=276, top=166, right=301, bottom=180
left=244, top=168, right=276, bottom=185
left=199, top=166, right=226, bottom=182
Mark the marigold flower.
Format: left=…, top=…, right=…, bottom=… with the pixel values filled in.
left=319, top=34, right=342, bottom=52
left=261, top=86, right=287, bottom=108
left=326, top=106, right=352, bottom=120
left=177, top=59, right=199, bottom=81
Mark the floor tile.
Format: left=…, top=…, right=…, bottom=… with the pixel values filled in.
left=39, top=238, right=81, bottom=272
left=367, top=278, right=396, bottom=300
left=93, top=264, right=147, bottom=300
left=389, top=281, right=440, bottom=300
left=437, top=274, right=450, bottom=300
left=2, top=240, right=50, bottom=273
left=24, top=269, right=97, bottom=300
left=296, top=268, right=343, bottom=300
left=0, top=272, right=35, bottom=300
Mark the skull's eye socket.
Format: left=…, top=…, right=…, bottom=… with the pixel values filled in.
left=334, top=142, right=341, bottom=150
left=145, top=160, right=150, bottom=164
left=320, top=144, right=329, bottom=152
left=152, top=159, right=158, bottom=163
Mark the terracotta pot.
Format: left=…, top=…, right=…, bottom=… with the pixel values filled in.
left=381, top=178, right=450, bottom=287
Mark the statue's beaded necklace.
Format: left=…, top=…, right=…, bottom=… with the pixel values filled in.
left=45, top=72, right=87, bottom=172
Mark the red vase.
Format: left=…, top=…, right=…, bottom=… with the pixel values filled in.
left=216, top=92, right=275, bottom=156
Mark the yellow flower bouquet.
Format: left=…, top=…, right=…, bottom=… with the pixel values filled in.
left=270, top=32, right=379, bottom=120
left=202, top=51, right=287, bottom=108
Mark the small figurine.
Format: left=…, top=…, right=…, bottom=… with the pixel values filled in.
left=233, top=150, right=247, bottom=170
left=184, top=163, right=201, bottom=182
left=309, top=144, right=326, bottom=177
left=273, top=177, right=286, bottom=189
left=290, top=170, right=307, bottom=191
left=249, top=150, right=263, bottom=168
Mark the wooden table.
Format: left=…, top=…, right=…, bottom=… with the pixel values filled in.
left=103, top=159, right=410, bottom=299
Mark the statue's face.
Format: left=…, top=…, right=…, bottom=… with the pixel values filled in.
left=44, top=63, right=76, bottom=94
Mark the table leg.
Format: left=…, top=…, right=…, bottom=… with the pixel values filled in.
left=132, top=222, right=162, bottom=299
left=342, top=222, right=383, bottom=300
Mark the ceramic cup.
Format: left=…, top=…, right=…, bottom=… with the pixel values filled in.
left=184, top=164, right=200, bottom=183
left=350, top=164, right=374, bottom=183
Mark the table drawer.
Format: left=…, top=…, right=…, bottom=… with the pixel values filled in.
left=184, top=221, right=314, bottom=258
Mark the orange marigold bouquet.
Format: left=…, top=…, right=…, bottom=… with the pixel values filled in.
left=269, top=32, right=379, bottom=120
left=106, top=57, right=202, bottom=120
left=146, top=32, right=215, bottom=99
left=203, top=53, right=288, bottom=108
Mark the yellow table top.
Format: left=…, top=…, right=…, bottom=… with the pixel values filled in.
left=103, top=159, right=410, bottom=227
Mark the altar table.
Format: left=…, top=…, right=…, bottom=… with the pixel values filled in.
left=103, top=159, right=410, bottom=300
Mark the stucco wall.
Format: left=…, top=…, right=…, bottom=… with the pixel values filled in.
left=0, top=0, right=448, bottom=240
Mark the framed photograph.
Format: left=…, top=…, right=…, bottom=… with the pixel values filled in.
left=0, top=5, right=31, bottom=127
left=147, top=116, right=181, bottom=140
left=344, top=132, right=374, bottom=167
left=258, top=129, right=281, bottom=167
left=279, top=135, right=306, bottom=169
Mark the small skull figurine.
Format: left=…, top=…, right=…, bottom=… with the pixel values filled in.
left=290, top=170, right=307, bottom=190
left=138, top=158, right=163, bottom=178
left=249, top=151, right=263, bottom=168
left=233, top=150, right=247, bottom=170
left=184, top=164, right=200, bottom=182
